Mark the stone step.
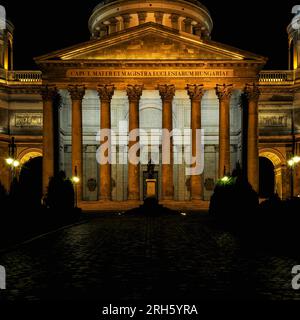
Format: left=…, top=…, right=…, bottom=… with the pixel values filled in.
left=79, top=200, right=210, bottom=212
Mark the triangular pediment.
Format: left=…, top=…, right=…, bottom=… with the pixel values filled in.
left=35, top=23, right=266, bottom=63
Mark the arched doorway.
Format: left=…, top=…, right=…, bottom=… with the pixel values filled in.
left=259, top=157, right=275, bottom=198
left=19, top=150, right=43, bottom=166
left=19, top=157, right=43, bottom=209
left=17, top=150, right=43, bottom=209
left=259, top=149, right=285, bottom=199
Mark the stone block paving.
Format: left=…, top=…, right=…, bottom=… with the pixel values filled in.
left=0, top=214, right=300, bottom=301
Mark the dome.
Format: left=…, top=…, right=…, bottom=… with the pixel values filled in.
left=88, top=0, right=213, bottom=39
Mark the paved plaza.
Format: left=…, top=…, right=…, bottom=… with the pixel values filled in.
left=0, top=213, right=299, bottom=301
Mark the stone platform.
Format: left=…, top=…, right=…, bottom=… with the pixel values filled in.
left=79, top=200, right=210, bottom=213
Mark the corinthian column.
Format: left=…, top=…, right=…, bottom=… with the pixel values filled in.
left=244, top=83, right=260, bottom=193
left=216, top=84, right=233, bottom=178
left=158, top=84, right=175, bottom=200
left=187, top=84, right=204, bottom=200
left=97, top=85, right=115, bottom=200
left=127, top=85, right=143, bottom=200
left=68, top=85, right=85, bottom=201
left=41, top=85, right=58, bottom=195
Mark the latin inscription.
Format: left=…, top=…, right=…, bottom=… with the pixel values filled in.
left=15, top=113, right=43, bottom=128
left=66, top=69, right=234, bottom=78
left=259, top=114, right=288, bottom=128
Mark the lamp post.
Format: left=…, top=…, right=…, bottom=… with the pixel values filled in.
left=72, top=166, right=80, bottom=209
left=5, top=137, right=20, bottom=179
left=288, top=156, right=300, bottom=198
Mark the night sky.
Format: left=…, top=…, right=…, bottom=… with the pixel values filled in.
left=1, top=0, right=300, bottom=70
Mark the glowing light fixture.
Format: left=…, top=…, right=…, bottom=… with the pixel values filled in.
left=72, top=176, right=80, bottom=184
left=5, top=158, right=14, bottom=165
left=288, top=159, right=295, bottom=167
left=294, top=156, right=300, bottom=164
left=288, top=156, right=300, bottom=167
left=13, top=160, right=20, bottom=168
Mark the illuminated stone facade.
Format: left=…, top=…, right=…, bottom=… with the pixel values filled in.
left=0, top=1, right=299, bottom=207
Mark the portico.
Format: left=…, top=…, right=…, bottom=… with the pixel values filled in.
left=35, top=2, right=266, bottom=207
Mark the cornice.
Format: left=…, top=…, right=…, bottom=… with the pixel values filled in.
left=38, top=60, right=265, bottom=70
left=6, top=86, right=42, bottom=95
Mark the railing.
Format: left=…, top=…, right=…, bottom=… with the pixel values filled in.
left=7, top=71, right=42, bottom=83
left=259, top=70, right=294, bottom=85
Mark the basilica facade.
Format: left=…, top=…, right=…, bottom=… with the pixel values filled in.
left=0, top=0, right=299, bottom=209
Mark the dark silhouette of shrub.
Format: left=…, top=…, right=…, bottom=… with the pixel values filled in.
left=45, top=171, right=75, bottom=215
left=0, top=181, right=8, bottom=216
left=209, top=174, right=259, bottom=227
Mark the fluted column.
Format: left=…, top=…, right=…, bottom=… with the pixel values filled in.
left=187, top=84, right=204, bottom=200
left=109, top=17, right=118, bottom=34
left=41, top=86, right=58, bottom=195
left=216, top=84, right=233, bottom=178
left=158, top=84, right=175, bottom=200
left=97, top=85, right=115, bottom=200
left=137, top=12, right=147, bottom=25
left=183, top=18, right=193, bottom=33
left=154, top=12, right=164, bottom=24
left=194, top=23, right=202, bottom=37
left=244, top=84, right=260, bottom=193
left=170, top=14, right=180, bottom=30
left=127, top=85, right=143, bottom=200
left=122, top=14, right=131, bottom=29
left=68, top=85, right=85, bottom=201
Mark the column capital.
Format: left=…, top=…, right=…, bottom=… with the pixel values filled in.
left=40, top=85, right=58, bottom=101
left=243, top=83, right=260, bottom=102
left=158, top=84, right=176, bottom=102
left=186, top=84, right=204, bottom=101
left=97, top=85, right=115, bottom=102
left=127, top=84, right=144, bottom=102
left=215, top=84, right=233, bottom=101
left=68, top=85, right=86, bottom=101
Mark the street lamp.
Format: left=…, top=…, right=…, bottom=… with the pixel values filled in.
left=288, top=155, right=300, bottom=198
left=5, top=137, right=20, bottom=178
left=72, top=166, right=80, bottom=208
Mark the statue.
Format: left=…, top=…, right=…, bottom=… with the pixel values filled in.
left=147, top=159, right=155, bottom=179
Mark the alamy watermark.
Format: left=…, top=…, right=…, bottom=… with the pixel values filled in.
left=0, top=5, right=6, bottom=30
left=95, top=122, right=205, bottom=176
left=292, top=6, right=300, bottom=30
left=0, top=265, right=5, bottom=290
